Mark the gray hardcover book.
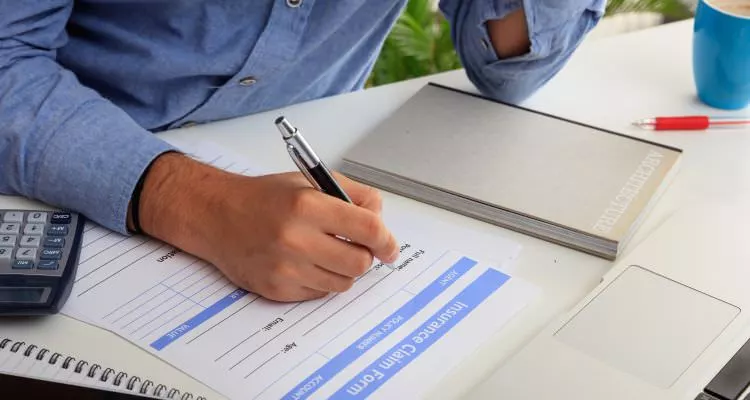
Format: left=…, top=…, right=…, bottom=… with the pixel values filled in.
left=340, top=83, right=682, bottom=259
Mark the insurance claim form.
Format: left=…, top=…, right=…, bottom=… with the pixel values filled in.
left=61, top=141, right=540, bottom=400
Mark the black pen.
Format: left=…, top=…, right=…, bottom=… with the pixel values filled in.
left=275, top=116, right=352, bottom=203
left=275, top=116, right=395, bottom=269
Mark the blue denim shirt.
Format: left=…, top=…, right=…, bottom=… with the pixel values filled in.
left=0, top=0, right=605, bottom=234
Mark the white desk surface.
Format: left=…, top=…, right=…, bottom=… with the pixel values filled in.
left=1, top=19, right=745, bottom=399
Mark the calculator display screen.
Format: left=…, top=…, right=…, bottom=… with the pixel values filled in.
left=0, top=287, right=47, bottom=303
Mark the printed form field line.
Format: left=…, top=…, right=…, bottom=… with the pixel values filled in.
left=149, top=289, right=249, bottom=351
left=139, top=302, right=202, bottom=340
left=82, top=230, right=113, bottom=248
left=129, top=295, right=198, bottom=335
left=110, top=263, right=216, bottom=328
left=196, top=280, right=233, bottom=304
left=109, top=287, right=170, bottom=324
left=222, top=295, right=340, bottom=367
left=79, top=236, right=134, bottom=265
left=185, top=296, right=260, bottom=345
left=246, top=353, right=280, bottom=379
left=251, top=250, right=451, bottom=397
left=101, top=259, right=203, bottom=320
left=302, top=269, right=394, bottom=337
left=120, top=291, right=184, bottom=330
left=76, top=240, right=154, bottom=282
left=283, top=303, right=303, bottom=315
left=76, top=243, right=168, bottom=297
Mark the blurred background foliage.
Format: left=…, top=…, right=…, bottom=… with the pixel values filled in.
left=366, top=0, right=693, bottom=87
left=605, top=0, right=693, bottom=18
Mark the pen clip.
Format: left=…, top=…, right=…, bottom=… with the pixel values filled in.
left=287, top=144, right=321, bottom=191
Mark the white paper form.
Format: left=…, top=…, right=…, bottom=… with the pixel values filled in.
left=62, top=141, right=540, bottom=400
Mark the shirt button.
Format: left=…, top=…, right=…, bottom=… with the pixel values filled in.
left=286, top=0, right=302, bottom=8
left=238, top=76, right=258, bottom=86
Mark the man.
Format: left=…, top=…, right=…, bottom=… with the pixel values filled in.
left=0, top=1, right=605, bottom=302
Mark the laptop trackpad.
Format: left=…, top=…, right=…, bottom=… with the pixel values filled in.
left=554, top=265, right=739, bottom=388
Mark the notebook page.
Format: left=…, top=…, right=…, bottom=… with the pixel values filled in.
left=61, top=141, right=540, bottom=399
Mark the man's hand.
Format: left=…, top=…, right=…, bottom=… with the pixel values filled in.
left=131, top=153, right=400, bottom=302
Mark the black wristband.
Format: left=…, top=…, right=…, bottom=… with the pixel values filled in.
left=129, top=157, right=161, bottom=235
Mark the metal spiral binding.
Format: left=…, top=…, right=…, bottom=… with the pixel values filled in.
left=0, top=337, right=207, bottom=399
left=100, top=367, right=115, bottom=382
left=87, top=363, right=101, bottom=378
left=23, top=344, right=37, bottom=357
left=62, top=355, right=75, bottom=369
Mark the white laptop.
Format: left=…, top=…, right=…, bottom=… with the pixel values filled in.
left=467, top=202, right=750, bottom=400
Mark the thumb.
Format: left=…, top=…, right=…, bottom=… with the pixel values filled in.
left=333, top=172, right=383, bottom=214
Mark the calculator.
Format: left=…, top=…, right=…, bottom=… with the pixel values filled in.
left=0, top=210, right=85, bottom=315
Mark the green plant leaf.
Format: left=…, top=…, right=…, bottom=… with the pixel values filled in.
left=367, top=0, right=462, bottom=87
left=369, top=0, right=694, bottom=88
left=605, top=0, right=693, bottom=19
left=389, top=14, right=433, bottom=63
left=434, top=17, right=461, bottom=71
left=405, top=0, right=432, bottom=27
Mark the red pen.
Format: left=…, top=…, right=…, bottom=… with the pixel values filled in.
left=633, top=116, right=750, bottom=131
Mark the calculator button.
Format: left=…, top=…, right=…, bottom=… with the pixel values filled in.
left=16, top=248, right=36, bottom=260
left=0, top=235, right=16, bottom=246
left=27, top=212, right=47, bottom=223
left=23, top=224, right=44, bottom=236
left=40, top=249, right=62, bottom=260
left=3, top=212, right=23, bottom=223
left=51, top=212, right=71, bottom=224
left=20, top=236, right=41, bottom=248
left=0, top=247, right=11, bottom=260
left=12, top=260, right=33, bottom=269
left=0, top=224, right=20, bottom=235
left=37, top=260, right=58, bottom=270
left=43, top=237, right=64, bottom=248
left=47, top=225, right=68, bottom=236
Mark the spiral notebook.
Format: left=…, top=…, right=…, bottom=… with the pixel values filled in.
left=0, top=335, right=205, bottom=399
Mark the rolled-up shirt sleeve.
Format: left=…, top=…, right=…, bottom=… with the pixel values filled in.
left=0, top=1, right=175, bottom=234
left=440, top=0, right=606, bottom=103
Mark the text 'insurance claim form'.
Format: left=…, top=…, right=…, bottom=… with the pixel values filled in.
left=61, top=141, right=540, bottom=400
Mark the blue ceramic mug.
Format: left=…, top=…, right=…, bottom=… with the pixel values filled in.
left=693, top=0, right=750, bottom=110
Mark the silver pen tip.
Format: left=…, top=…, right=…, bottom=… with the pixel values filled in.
left=632, top=118, right=656, bottom=129
left=275, top=116, right=296, bottom=139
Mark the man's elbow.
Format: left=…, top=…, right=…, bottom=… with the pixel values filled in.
left=456, top=3, right=604, bottom=104
left=477, top=79, right=537, bottom=105
left=463, top=58, right=556, bottom=105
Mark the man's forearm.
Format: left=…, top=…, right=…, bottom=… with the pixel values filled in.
left=127, top=153, right=229, bottom=256
left=0, top=3, right=179, bottom=234
left=486, top=8, right=531, bottom=59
